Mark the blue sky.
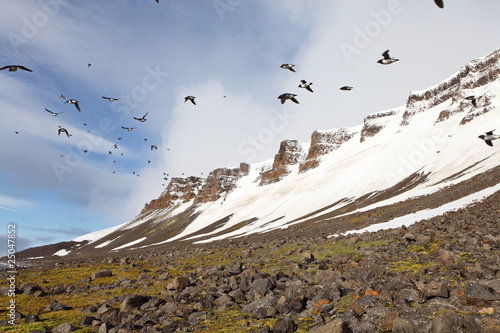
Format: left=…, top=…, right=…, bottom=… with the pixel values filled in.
left=1, top=0, right=500, bottom=256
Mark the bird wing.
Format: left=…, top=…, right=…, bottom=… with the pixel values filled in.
left=18, top=66, right=33, bottom=72
left=485, top=140, right=493, bottom=147
left=45, top=108, right=54, bottom=114
left=306, top=86, right=314, bottom=93
left=485, top=130, right=495, bottom=136
left=291, top=97, right=300, bottom=104
left=434, top=0, right=444, bottom=8
left=382, top=50, right=391, bottom=59
left=143, top=111, right=149, bottom=118
left=0, top=66, right=9, bottom=71
left=75, top=102, right=81, bottom=112
left=471, top=99, right=477, bottom=107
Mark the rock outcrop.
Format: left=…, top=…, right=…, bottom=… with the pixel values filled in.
left=260, top=140, right=307, bottom=185
left=299, top=128, right=356, bottom=173
left=402, top=49, right=500, bottom=126
left=360, top=110, right=399, bottom=142
left=141, top=176, right=204, bottom=213
left=194, top=163, right=250, bottom=204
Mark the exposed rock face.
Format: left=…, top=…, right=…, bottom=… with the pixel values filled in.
left=260, top=140, right=307, bottom=185
left=141, top=163, right=250, bottom=213
left=299, top=128, right=356, bottom=173
left=141, top=176, right=204, bottom=213
left=360, top=110, right=398, bottom=142
left=402, top=49, right=500, bottom=126
left=194, top=163, right=250, bottom=204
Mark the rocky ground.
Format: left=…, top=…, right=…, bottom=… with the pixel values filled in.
left=1, top=184, right=499, bottom=332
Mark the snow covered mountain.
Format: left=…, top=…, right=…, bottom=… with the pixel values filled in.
left=36, top=49, right=500, bottom=258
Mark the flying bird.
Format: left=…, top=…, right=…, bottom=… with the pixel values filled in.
left=298, top=80, right=314, bottom=93
left=465, top=95, right=482, bottom=108
left=45, top=108, right=63, bottom=116
left=478, top=130, right=499, bottom=147
left=377, top=50, right=399, bottom=65
left=65, top=99, right=80, bottom=112
left=133, top=112, right=149, bottom=122
left=340, top=86, right=353, bottom=91
left=0, top=65, right=32, bottom=72
left=278, top=93, right=299, bottom=104
left=151, top=145, right=158, bottom=150
left=121, top=126, right=136, bottom=131
left=280, top=64, right=295, bottom=72
left=434, top=0, right=444, bottom=8
left=102, top=96, right=119, bottom=101
left=58, top=126, right=70, bottom=137
left=59, top=95, right=66, bottom=99
left=184, top=96, right=196, bottom=105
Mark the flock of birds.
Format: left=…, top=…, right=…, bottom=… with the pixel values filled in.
left=2, top=0, right=498, bottom=193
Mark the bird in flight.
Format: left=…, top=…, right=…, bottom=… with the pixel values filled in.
left=58, top=126, right=70, bottom=137
left=278, top=93, right=299, bottom=104
left=45, top=108, right=63, bottom=116
left=0, top=65, right=32, bottom=72
left=377, top=50, right=399, bottom=65
left=184, top=96, right=196, bottom=105
left=151, top=145, right=158, bottom=150
left=340, top=86, right=353, bottom=91
left=298, top=80, right=314, bottom=93
left=434, top=0, right=444, bottom=8
left=121, top=126, right=136, bottom=131
left=133, top=112, right=149, bottom=122
left=280, top=64, right=295, bottom=72
left=465, top=95, right=482, bottom=108
left=102, top=96, right=119, bottom=101
left=478, top=130, right=499, bottom=147
left=65, top=99, right=81, bottom=112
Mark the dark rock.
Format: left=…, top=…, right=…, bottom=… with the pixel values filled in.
left=273, top=317, right=297, bottom=333
left=49, top=300, right=71, bottom=311
left=25, top=314, right=40, bottom=323
left=51, top=322, right=75, bottom=333
left=241, top=295, right=277, bottom=318
left=120, top=294, right=150, bottom=311
left=429, top=310, right=463, bottom=333
left=309, top=318, right=351, bottom=333
left=166, top=276, right=190, bottom=291
left=423, top=281, right=449, bottom=299
left=247, top=277, right=276, bottom=301
left=464, top=282, right=499, bottom=303
left=80, top=315, right=96, bottom=326
left=228, top=261, right=243, bottom=275
left=91, top=269, right=112, bottom=280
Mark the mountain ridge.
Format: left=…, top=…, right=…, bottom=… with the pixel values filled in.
left=7, top=48, right=500, bottom=260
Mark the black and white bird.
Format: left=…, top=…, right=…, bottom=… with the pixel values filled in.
left=45, top=108, right=63, bottom=116
left=133, top=112, right=149, bottom=122
left=102, top=96, right=119, bottom=101
left=377, top=50, right=399, bottom=65
left=465, top=95, right=482, bottom=108
left=59, top=95, right=66, bottom=99
left=478, top=130, right=499, bottom=147
left=121, top=126, right=136, bottom=131
left=184, top=96, right=196, bottom=105
left=0, top=65, right=32, bottom=72
left=151, top=145, right=158, bottom=150
left=340, top=86, right=353, bottom=91
left=65, top=99, right=80, bottom=112
left=434, top=0, right=444, bottom=8
left=298, top=80, right=314, bottom=93
left=280, top=64, right=295, bottom=72
left=278, top=93, right=299, bottom=104
left=58, top=126, right=70, bottom=137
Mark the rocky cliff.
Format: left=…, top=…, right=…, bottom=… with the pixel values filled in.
left=401, top=49, right=500, bottom=126
left=299, top=128, right=357, bottom=172
left=194, top=163, right=250, bottom=204
left=260, top=140, right=308, bottom=185
left=360, top=110, right=399, bottom=142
